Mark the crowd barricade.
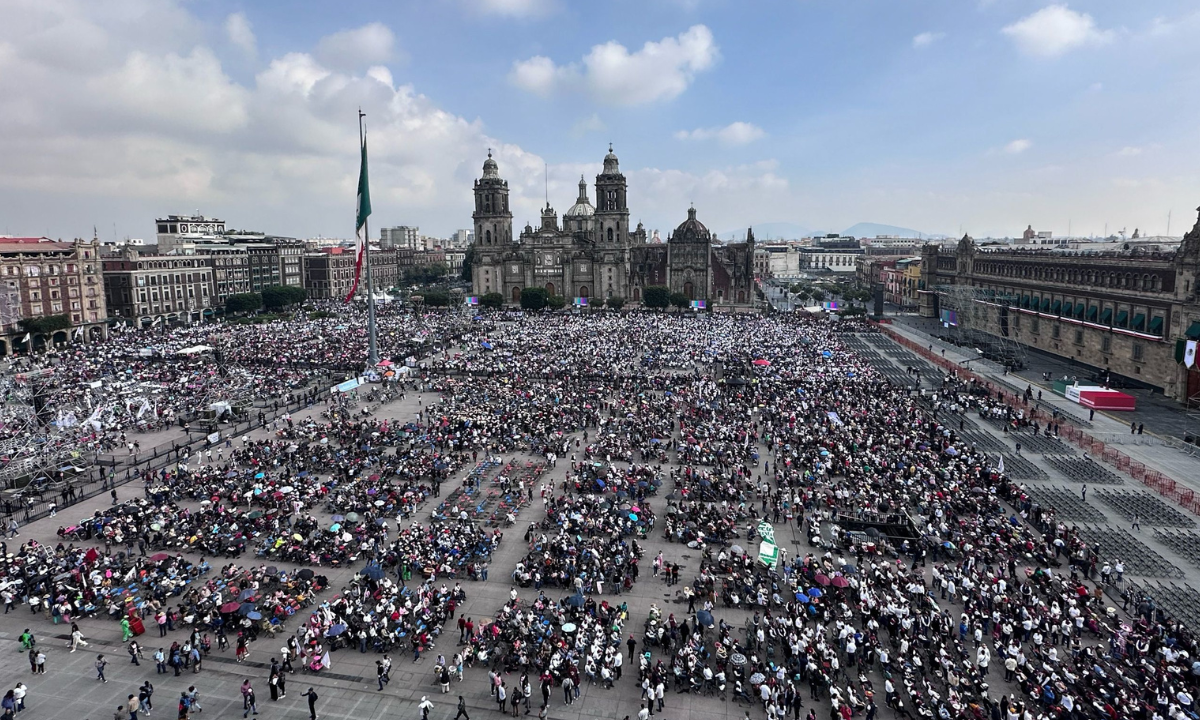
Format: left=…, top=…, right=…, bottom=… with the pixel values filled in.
left=870, top=320, right=1200, bottom=518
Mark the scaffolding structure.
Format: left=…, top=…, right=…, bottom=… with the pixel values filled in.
left=934, top=284, right=1031, bottom=372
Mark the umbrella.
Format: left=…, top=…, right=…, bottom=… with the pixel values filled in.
left=750, top=672, right=766, bottom=684
left=696, top=610, right=714, bottom=627
left=842, top=564, right=857, bottom=574
left=561, top=623, right=577, bottom=634
left=331, top=515, right=345, bottom=523
left=730, top=544, right=745, bottom=555
left=220, top=602, right=240, bottom=613
left=238, top=602, right=256, bottom=615
left=292, top=533, right=304, bottom=541
left=346, top=512, right=361, bottom=524
left=564, top=593, right=585, bottom=608
left=238, top=588, right=255, bottom=601
left=297, top=569, right=314, bottom=580
left=246, top=612, right=262, bottom=620
left=329, top=523, right=341, bottom=532
left=730, top=653, right=747, bottom=666
left=247, top=511, right=263, bottom=519
left=814, top=574, right=830, bottom=586
left=265, top=566, right=278, bottom=575
left=362, top=564, right=385, bottom=581
left=807, top=588, right=823, bottom=598
left=752, top=359, right=771, bottom=367
left=831, top=576, right=850, bottom=588
left=327, top=624, right=348, bottom=637
left=149, top=553, right=170, bottom=562
left=628, top=513, right=638, bottom=522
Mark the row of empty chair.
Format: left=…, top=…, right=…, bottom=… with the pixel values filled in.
left=1151, top=530, right=1200, bottom=569
left=1094, top=490, right=1196, bottom=529
left=1078, top=525, right=1185, bottom=579
left=1042, top=454, right=1124, bottom=485
left=1026, top=486, right=1107, bottom=523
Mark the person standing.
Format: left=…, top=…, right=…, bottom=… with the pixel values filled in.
left=268, top=670, right=280, bottom=702
left=186, top=687, right=201, bottom=714
left=13, top=684, right=26, bottom=713
left=301, top=688, right=318, bottom=720
left=561, top=676, right=574, bottom=706
left=418, top=697, right=434, bottom=720
left=96, top=654, right=109, bottom=683
left=497, top=681, right=507, bottom=714
left=139, top=682, right=154, bottom=714
left=33, top=651, right=44, bottom=675
left=240, top=680, right=257, bottom=718
left=128, top=695, right=139, bottom=720
left=376, top=661, right=387, bottom=691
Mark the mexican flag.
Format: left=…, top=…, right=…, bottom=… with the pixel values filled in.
left=345, top=135, right=372, bottom=302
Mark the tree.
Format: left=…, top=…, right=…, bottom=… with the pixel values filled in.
left=809, top=289, right=826, bottom=302
left=480, top=292, right=504, bottom=309
left=520, top=287, right=548, bottom=311
left=261, top=285, right=306, bottom=310
left=460, top=244, right=475, bottom=282
left=17, top=314, right=70, bottom=335
left=669, top=292, right=689, bottom=310
left=547, top=295, right=567, bottom=310
left=225, top=293, right=263, bottom=314
left=422, top=289, right=450, bottom=307
left=642, top=285, right=670, bottom=310
left=404, top=263, right=450, bottom=286
left=605, top=297, right=625, bottom=310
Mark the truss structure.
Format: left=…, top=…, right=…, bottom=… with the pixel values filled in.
left=0, top=369, right=83, bottom=487
left=936, top=284, right=1031, bottom=372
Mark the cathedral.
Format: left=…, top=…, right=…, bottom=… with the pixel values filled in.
left=470, top=146, right=757, bottom=307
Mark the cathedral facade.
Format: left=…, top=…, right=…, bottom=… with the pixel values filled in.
left=471, top=147, right=756, bottom=307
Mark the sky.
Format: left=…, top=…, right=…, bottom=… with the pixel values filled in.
left=1, top=0, right=1199, bottom=242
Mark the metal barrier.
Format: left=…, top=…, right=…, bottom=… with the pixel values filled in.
left=870, top=320, right=1200, bottom=519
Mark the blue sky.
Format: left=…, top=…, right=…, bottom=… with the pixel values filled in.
left=1, top=0, right=1198, bottom=241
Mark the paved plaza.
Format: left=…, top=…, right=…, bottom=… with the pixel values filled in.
left=1, top=312, right=1197, bottom=720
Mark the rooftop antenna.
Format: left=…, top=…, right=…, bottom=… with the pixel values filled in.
left=544, top=163, right=548, bottom=206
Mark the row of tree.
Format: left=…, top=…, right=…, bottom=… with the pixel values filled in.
left=225, top=285, right=307, bottom=314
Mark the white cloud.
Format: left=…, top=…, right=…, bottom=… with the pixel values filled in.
left=509, top=25, right=719, bottom=105
left=1116, top=146, right=1142, bottom=157
left=675, top=121, right=765, bottom=146
left=224, top=12, right=256, bottom=56
left=315, top=23, right=396, bottom=70
left=464, top=0, right=557, bottom=17
left=912, top=32, right=945, bottom=48
left=1001, top=5, right=1114, bottom=58
left=570, top=113, right=606, bottom=138
left=1004, top=139, right=1032, bottom=154
left=508, top=56, right=577, bottom=97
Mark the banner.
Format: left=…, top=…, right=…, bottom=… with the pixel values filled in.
left=758, top=541, right=779, bottom=569
left=757, top=520, right=775, bottom=545
left=1186, top=340, right=1198, bottom=369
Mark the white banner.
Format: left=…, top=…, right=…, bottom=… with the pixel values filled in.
left=1185, top=340, right=1197, bottom=369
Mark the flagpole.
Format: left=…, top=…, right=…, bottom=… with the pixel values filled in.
left=360, top=109, right=379, bottom=366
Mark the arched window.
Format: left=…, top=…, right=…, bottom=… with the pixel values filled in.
left=633, top=287, right=641, bottom=301
left=578, top=286, right=588, bottom=298
left=511, top=286, right=521, bottom=303
left=485, top=230, right=491, bottom=245
left=683, top=281, right=694, bottom=300
left=606, top=227, right=614, bottom=243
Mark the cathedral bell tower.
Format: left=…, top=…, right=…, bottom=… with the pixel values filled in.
left=473, top=150, right=512, bottom=249
left=595, top=144, right=629, bottom=246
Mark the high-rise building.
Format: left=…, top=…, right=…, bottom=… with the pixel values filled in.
left=380, top=226, right=420, bottom=250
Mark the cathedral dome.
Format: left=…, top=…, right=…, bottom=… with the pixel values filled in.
left=673, top=206, right=709, bottom=239
left=482, top=150, right=499, bottom=179
left=564, top=175, right=595, bottom=217
left=602, top=143, right=619, bottom=174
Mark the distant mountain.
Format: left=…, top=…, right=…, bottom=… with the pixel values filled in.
left=717, top=222, right=811, bottom=241
left=843, top=222, right=947, bottom=240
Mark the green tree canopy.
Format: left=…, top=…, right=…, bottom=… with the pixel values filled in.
left=546, top=295, right=567, bottom=310
left=422, top=289, right=450, bottom=307
left=460, top=244, right=475, bottom=281
left=605, top=297, right=625, bottom=310
left=520, top=287, right=548, bottom=311
left=669, top=292, right=689, bottom=309
left=17, top=314, right=70, bottom=335
left=642, top=285, right=670, bottom=309
left=225, top=293, right=263, bottom=314
left=261, top=285, right=306, bottom=310
left=479, top=292, right=504, bottom=309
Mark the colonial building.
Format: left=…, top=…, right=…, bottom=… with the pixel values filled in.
left=303, top=248, right=358, bottom=300
left=0, top=237, right=108, bottom=353
left=919, top=211, right=1200, bottom=405
left=470, top=147, right=756, bottom=307
left=102, top=247, right=215, bottom=326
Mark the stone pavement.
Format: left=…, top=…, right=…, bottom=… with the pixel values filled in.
left=3, top=335, right=1171, bottom=720
left=885, top=317, right=1200, bottom=500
